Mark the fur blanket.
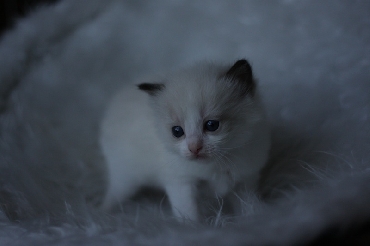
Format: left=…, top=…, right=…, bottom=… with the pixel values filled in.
left=0, top=0, right=369, bottom=245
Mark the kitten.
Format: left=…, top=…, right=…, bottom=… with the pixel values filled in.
left=100, top=59, right=270, bottom=221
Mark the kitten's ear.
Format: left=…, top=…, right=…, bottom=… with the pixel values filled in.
left=225, top=59, right=255, bottom=96
left=137, top=83, right=165, bottom=96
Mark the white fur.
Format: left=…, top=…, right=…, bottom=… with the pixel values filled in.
left=100, top=62, right=270, bottom=221
left=1, top=0, right=370, bottom=245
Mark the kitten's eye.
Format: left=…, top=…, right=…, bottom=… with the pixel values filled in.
left=204, top=120, right=219, bottom=132
left=172, top=126, right=184, bottom=138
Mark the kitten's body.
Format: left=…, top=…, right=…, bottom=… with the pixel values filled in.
left=100, top=60, right=270, bottom=221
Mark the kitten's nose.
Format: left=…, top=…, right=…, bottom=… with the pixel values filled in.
left=188, top=143, right=203, bottom=155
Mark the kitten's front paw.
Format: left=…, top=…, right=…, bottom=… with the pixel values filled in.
left=211, top=172, right=233, bottom=197
left=165, top=183, right=199, bottom=222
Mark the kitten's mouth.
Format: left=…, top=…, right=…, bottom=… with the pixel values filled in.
left=188, top=153, right=208, bottom=160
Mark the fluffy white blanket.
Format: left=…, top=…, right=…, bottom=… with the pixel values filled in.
left=0, top=0, right=369, bottom=245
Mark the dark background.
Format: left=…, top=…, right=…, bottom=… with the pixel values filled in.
left=0, top=0, right=58, bottom=36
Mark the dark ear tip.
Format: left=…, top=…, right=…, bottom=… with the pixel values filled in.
left=137, top=83, right=165, bottom=96
left=235, top=59, right=252, bottom=71
left=226, top=58, right=253, bottom=78
left=137, top=83, right=149, bottom=91
left=225, top=58, right=256, bottom=97
left=234, top=59, right=248, bottom=66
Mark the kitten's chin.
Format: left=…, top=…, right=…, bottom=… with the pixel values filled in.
left=186, top=153, right=209, bottom=161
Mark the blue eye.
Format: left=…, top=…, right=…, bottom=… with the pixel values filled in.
left=172, top=126, right=184, bottom=138
left=204, top=120, right=219, bottom=132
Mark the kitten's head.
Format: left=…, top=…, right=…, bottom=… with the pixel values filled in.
left=138, top=59, right=264, bottom=162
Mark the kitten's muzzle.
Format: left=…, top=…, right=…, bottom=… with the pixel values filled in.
left=189, top=145, right=202, bottom=155
left=188, top=141, right=203, bottom=157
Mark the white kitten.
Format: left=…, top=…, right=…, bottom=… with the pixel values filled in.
left=100, top=59, right=270, bottom=221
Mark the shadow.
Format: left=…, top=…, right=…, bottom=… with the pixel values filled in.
left=0, top=0, right=60, bottom=37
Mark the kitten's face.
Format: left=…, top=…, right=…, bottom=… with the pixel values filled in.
left=165, top=104, right=239, bottom=161
left=139, top=60, right=261, bottom=162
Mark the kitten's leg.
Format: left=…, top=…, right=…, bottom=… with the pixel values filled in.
left=165, top=183, right=198, bottom=222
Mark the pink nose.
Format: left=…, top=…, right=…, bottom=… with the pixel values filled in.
left=188, top=143, right=203, bottom=155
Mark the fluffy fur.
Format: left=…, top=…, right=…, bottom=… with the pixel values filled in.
left=0, top=0, right=369, bottom=245
left=100, top=60, right=270, bottom=221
